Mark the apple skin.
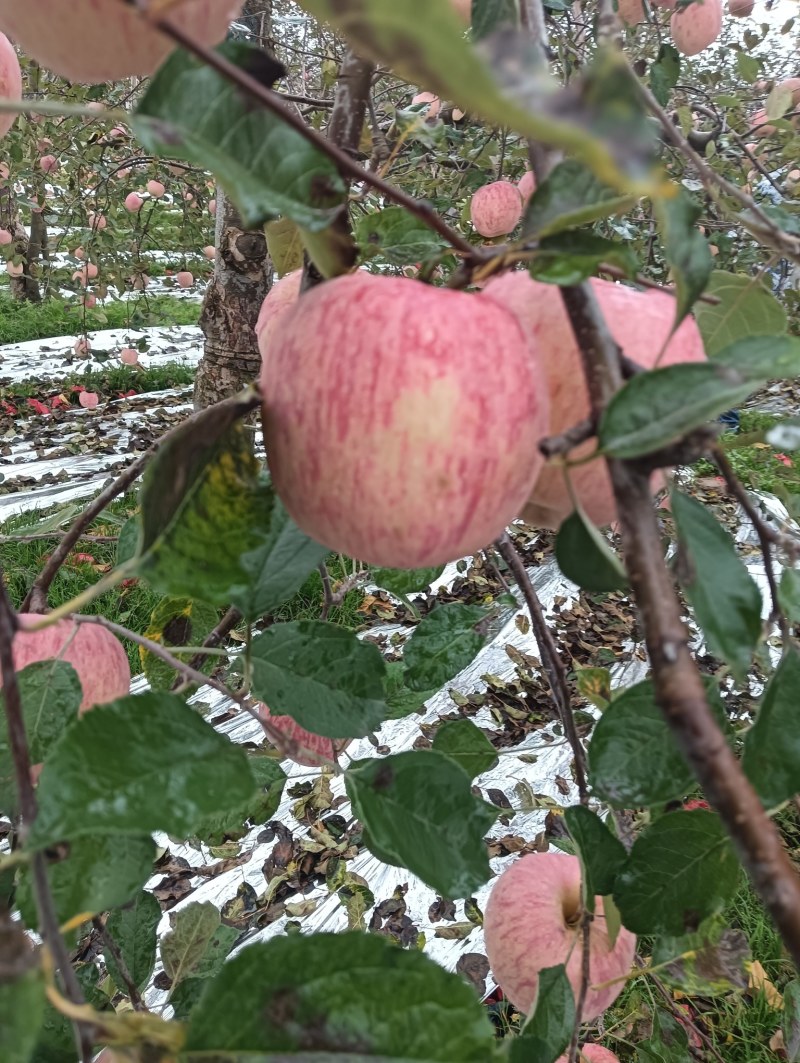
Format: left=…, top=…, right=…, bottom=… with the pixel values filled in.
left=7, top=615, right=130, bottom=714
left=255, top=270, right=303, bottom=354
left=451, top=0, right=471, bottom=22
left=0, top=31, right=21, bottom=139
left=0, top=0, right=245, bottom=83
left=481, top=272, right=706, bottom=529
left=470, top=181, right=523, bottom=239
left=176, top=271, right=194, bottom=289
left=517, top=170, right=536, bottom=205
left=670, top=0, right=723, bottom=56
left=256, top=704, right=350, bottom=767
left=124, top=193, right=144, bottom=213
left=260, top=272, right=549, bottom=568
left=616, top=0, right=644, bottom=23
left=557, top=1046, right=620, bottom=1063
left=484, top=852, right=636, bottom=1020
left=411, top=91, right=441, bottom=118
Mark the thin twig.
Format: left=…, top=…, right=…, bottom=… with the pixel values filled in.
left=181, top=606, right=241, bottom=678
left=568, top=917, right=592, bottom=1061
left=0, top=573, right=93, bottom=1062
left=318, top=563, right=334, bottom=622
left=92, top=916, right=148, bottom=1011
left=495, top=533, right=589, bottom=803
left=539, top=416, right=596, bottom=459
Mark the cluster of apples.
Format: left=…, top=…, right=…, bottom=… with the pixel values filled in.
left=620, top=0, right=752, bottom=56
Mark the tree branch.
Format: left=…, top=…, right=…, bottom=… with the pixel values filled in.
left=92, top=916, right=147, bottom=1011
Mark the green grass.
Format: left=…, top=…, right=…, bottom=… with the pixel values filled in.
left=0, top=292, right=200, bottom=346
left=1, top=362, right=196, bottom=403
left=694, top=409, right=800, bottom=497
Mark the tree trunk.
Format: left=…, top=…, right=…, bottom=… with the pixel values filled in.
left=193, top=0, right=273, bottom=409
left=0, top=184, right=42, bottom=304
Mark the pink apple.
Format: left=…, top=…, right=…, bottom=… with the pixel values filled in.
left=88, top=211, right=106, bottom=231
left=130, top=273, right=149, bottom=290
left=411, top=91, right=441, bottom=118
left=557, top=1046, right=620, bottom=1063
left=450, top=0, right=471, bottom=20
left=146, top=179, right=165, bottom=198
left=0, top=0, right=246, bottom=83
left=124, top=193, right=144, bottom=213
left=484, top=852, right=636, bottom=1020
left=260, top=272, right=548, bottom=567
left=0, top=227, right=11, bottom=245
left=256, top=269, right=303, bottom=352
left=73, top=337, right=91, bottom=356
left=119, top=347, right=140, bottom=366
left=470, top=181, right=523, bottom=238
left=256, top=703, right=348, bottom=767
left=79, top=391, right=99, bottom=410
left=7, top=615, right=130, bottom=714
left=116, top=167, right=131, bottom=180
left=175, top=270, right=194, bottom=288
left=616, top=0, right=644, bottom=23
left=74, top=246, right=85, bottom=260
left=208, top=199, right=217, bottom=217
left=5, top=260, right=22, bottom=276
left=39, top=154, right=58, bottom=173
left=202, top=245, right=215, bottom=259
left=0, top=32, right=21, bottom=139
left=750, top=108, right=777, bottom=138
left=82, top=293, right=96, bottom=309
left=517, top=170, right=536, bottom=205
left=481, top=272, right=706, bottom=529
left=670, top=0, right=723, bottom=56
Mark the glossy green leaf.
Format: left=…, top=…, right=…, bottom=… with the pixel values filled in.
left=356, top=207, right=449, bottom=266
left=672, top=491, right=762, bottom=683
left=432, top=719, right=498, bottom=778
left=471, top=0, right=519, bottom=40
left=384, top=661, right=437, bottom=720
left=372, top=565, right=445, bottom=597
left=650, top=44, right=680, bottom=107
left=231, top=498, right=329, bottom=621
left=564, top=805, right=627, bottom=913
left=0, top=966, right=45, bottom=1063
left=29, top=693, right=256, bottom=848
left=403, top=603, right=488, bottom=692
left=693, top=271, right=787, bottom=358
left=134, top=43, right=346, bottom=231
left=137, top=398, right=275, bottom=607
left=194, top=755, right=286, bottom=845
left=555, top=509, right=627, bottom=592
left=714, top=333, right=800, bottom=380
left=161, top=902, right=237, bottom=988
left=522, top=160, right=635, bottom=240
left=17, top=834, right=155, bottom=929
left=614, top=810, right=739, bottom=936
left=249, top=620, right=387, bottom=739
left=742, top=649, right=800, bottom=807
left=105, top=891, right=161, bottom=994
left=531, top=230, right=637, bottom=285
left=654, top=187, right=712, bottom=326
left=141, top=596, right=218, bottom=690
left=346, top=751, right=496, bottom=897
left=184, top=931, right=496, bottom=1059
left=510, top=965, right=574, bottom=1063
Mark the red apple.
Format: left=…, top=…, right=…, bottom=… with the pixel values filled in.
left=557, top=1046, right=620, bottom=1063
left=202, top=244, right=215, bottom=259
left=256, top=703, right=349, bottom=767
left=261, top=272, right=549, bottom=567
left=617, top=0, right=644, bottom=23
left=176, top=270, right=194, bottom=288
left=119, top=347, right=140, bottom=366
left=124, top=192, right=144, bottom=213
left=5, top=259, right=21, bottom=276
left=73, top=337, right=91, bottom=356
left=255, top=269, right=303, bottom=352
left=0, top=227, right=11, bottom=245
left=670, top=0, right=723, bottom=56
left=411, top=91, right=441, bottom=118
left=0, top=0, right=245, bottom=83
left=8, top=615, right=130, bottom=714
left=517, top=170, right=536, bottom=205
left=470, top=181, right=523, bottom=238
left=750, top=108, right=777, bottom=138
left=481, top=272, right=706, bottom=529
left=38, top=154, right=58, bottom=174
left=146, top=179, right=165, bottom=199
left=79, top=391, right=99, bottom=410
left=0, top=31, right=21, bottom=139
left=451, top=0, right=471, bottom=21
left=484, top=852, right=636, bottom=1019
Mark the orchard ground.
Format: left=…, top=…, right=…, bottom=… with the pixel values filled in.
left=2, top=293, right=800, bottom=1060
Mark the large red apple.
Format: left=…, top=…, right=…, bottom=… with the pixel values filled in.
left=256, top=704, right=350, bottom=767
left=481, top=272, right=706, bottom=529
left=470, top=181, right=523, bottom=239
left=260, top=272, right=548, bottom=568
left=517, top=170, right=536, bottom=205
left=670, top=0, right=723, bottom=56
left=0, top=31, right=21, bottom=139
left=7, top=615, right=130, bottom=714
left=558, top=1047, right=620, bottom=1063
left=484, top=852, right=636, bottom=1020
left=0, top=0, right=244, bottom=83
left=255, top=270, right=303, bottom=353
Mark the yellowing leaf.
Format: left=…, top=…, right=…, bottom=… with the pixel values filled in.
left=746, top=959, right=783, bottom=1009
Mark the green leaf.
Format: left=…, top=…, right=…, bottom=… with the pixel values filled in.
left=356, top=206, right=449, bottom=266
left=783, top=979, right=800, bottom=1063
left=160, top=905, right=226, bottom=986
left=588, top=680, right=693, bottom=808
left=714, top=334, right=800, bottom=381
left=650, top=44, right=680, bottom=107
left=105, top=891, right=161, bottom=994
left=137, top=399, right=275, bottom=607
left=780, top=568, right=800, bottom=623
left=693, top=271, right=787, bottom=358
left=575, top=666, right=612, bottom=711
left=471, top=0, right=519, bottom=40
left=531, top=230, right=637, bottom=285
left=672, top=490, right=762, bottom=683
left=372, top=564, right=445, bottom=597
left=598, top=363, right=760, bottom=459
left=654, top=188, right=712, bottom=326
left=346, top=751, right=496, bottom=897
left=403, top=603, right=488, bottom=692
left=116, top=514, right=140, bottom=566
left=510, top=965, right=574, bottom=1063
left=742, top=649, right=800, bottom=808
left=736, top=51, right=760, bottom=85
left=264, top=217, right=304, bottom=277
left=194, top=755, right=286, bottom=845
left=555, top=509, right=628, bottom=593
left=17, top=834, right=155, bottom=928
left=564, top=805, right=627, bottom=913
left=637, top=1008, right=692, bottom=1063
left=29, top=693, right=256, bottom=849
left=522, top=160, right=635, bottom=240
left=0, top=967, right=45, bottom=1063
left=296, top=3, right=660, bottom=196
left=184, top=931, right=496, bottom=1059
left=432, top=719, right=498, bottom=778
left=384, top=661, right=436, bottom=720
left=614, top=810, right=740, bottom=936
left=651, top=921, right=751, bottom=997
left=249, top=620, right=388, bottom=739
left=141, top=596, right=218, bottom=690
left=0, top=661, right=81, bottom=811
left=231, top=498, right=329, bottom=621
left=133, top=43, right=346, bottom=231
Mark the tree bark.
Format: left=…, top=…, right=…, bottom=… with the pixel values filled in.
left=0, top=184, right=41, bottom=304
